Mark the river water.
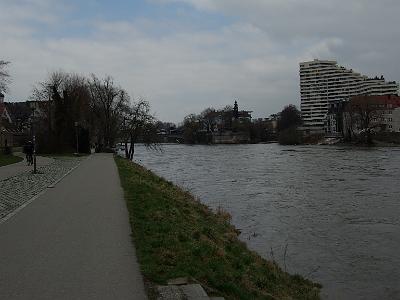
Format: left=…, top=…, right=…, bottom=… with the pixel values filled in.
left=130, top=143, right=400, bottom=300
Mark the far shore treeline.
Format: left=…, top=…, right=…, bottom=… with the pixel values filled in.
left=1, top=62, right=306, bottom=156
left=28, top=69, right=303, bottom=153
left=1, top=69, right=304, bottom=157
left=175, top=103, right=302, bottom=145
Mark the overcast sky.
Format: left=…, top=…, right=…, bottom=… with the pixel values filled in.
left=1, top=0, right=400, bottom=122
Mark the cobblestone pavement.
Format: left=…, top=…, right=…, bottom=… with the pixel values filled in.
left=0, top=157, right=84, bottom=222
left=0, top=154, right=54, bottom=181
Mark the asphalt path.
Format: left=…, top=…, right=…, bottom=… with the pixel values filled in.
left=0, top=154, right=147, bottom=300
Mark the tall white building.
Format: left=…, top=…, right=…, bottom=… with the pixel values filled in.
left=299, top=59, right=399, bottom=131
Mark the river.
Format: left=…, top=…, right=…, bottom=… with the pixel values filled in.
left=129, top=143, right=400, bottom=300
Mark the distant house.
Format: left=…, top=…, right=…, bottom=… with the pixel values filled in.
left=26, top=100, right=48, bottom=119
left=0, top=92, right=14, bottom=148
left=325, top=95, right=400, bottom=138
left=0, top=93, right=12, bottom=124
left=342, top=94, right=400, bottom=138
left=5, top=101, right=32, bottom=131
left=177, top=101, right=253, bottom=144
left=0, top=94, right=35, bottom=147
left=326, top=100, right=346, bottom=137
left=211, top=101, right=252, bottom=144
left=392, top=108, right=400, bottom=133
left=214, top=106, right=252, bottom=133
left=237, top=110, right=252, bottom=122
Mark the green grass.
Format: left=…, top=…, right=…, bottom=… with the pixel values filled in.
left=0, top=153, right=23, bottom=167
left=115, top=156, right=321, bottom=300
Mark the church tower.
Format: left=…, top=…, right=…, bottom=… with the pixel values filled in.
left=233, top=100, right=239, bottom=120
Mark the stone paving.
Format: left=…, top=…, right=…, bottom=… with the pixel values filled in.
left=0, top=154, right=54, bottom=181
left=0, top=157, right=84, bottom=222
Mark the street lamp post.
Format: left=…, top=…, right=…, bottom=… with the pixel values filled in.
left=0, top=128, right=5, bottom=153
left=74, top=121, right=79, bottom=155
left=31, top=107, right=37, bottom=174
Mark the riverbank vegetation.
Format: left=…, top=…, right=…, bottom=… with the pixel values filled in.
left=181, top=102, right=279, bottom=145
left=0, top=153, right=23, bottom=167
left=115, top=156, right=321, bottom=300
left=278, top=105, right=303, bottom=145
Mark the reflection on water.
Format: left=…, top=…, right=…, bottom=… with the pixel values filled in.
left=130, top=143, right=400, bottom=300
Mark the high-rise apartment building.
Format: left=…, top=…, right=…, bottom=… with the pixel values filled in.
left=299, top=59, right=399, bottom=131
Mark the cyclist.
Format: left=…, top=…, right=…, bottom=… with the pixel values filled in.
left=24, top=141, right=33, bottom=165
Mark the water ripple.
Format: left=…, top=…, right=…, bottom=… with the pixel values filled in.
left=130, top=144, right=400, bottom=300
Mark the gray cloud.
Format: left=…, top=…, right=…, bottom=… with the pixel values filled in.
left=1, top=0, right=399, bottom=122
left=159, top=0, right=400, bottom=74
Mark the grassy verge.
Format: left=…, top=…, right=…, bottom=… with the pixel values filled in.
left=115, top=156, right=321, bottom=300
left=0, top=154, right=23, bottom=167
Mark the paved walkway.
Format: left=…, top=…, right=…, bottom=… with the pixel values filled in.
left=0, top=153, right=55, bottom=181
left=0, top=156, right=82, bottom=222
left=0, top=154, right=147, bottom=300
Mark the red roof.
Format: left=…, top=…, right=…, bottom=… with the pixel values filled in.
left=0, top=103, right=11, bottom=124
left=350, top=95, right=400, bottom=108
left=0, top=103, right=6, bottom=115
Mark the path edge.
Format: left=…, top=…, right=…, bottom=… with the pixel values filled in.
left=0, top=156, right=88, bottom=225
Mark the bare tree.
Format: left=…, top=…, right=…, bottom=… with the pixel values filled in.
left=200, top=107, right=217, bottom=133
left=344, top=96, right=384, bottom=144
left=0, top=60, right=11, bottom=93
left=31, top=71, right=158, bottom=154
left=88, top=75, right=129, bottom=149
left=31, top=71, right=64, bottom=101
left=183, top=113, right=200, bottom=144
left=121, top=99, right=158, bottom=160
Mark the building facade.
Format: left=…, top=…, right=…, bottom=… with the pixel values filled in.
left=342, top=95, right=400, bottom=138
left=0, top=93, right=14, bottom=148
left=299, top=59, right=399, bottom=133
left=392, top=108, right=400, bottom=132
left=0, top=92, right=12, bottom=124
left=326, top=100, right=346, bottom=136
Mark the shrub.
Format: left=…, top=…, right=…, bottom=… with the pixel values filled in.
left=278, top=127, right=303, bottom=145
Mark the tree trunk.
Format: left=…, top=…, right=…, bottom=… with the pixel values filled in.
left=128, top=137, right=135, bottom=160
left=124, top=139, right=129, bottom=159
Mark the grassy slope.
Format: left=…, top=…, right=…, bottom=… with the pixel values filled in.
left=0, top=154, right=23, bottom=167
left=115, top=156, right=321, bottom=300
